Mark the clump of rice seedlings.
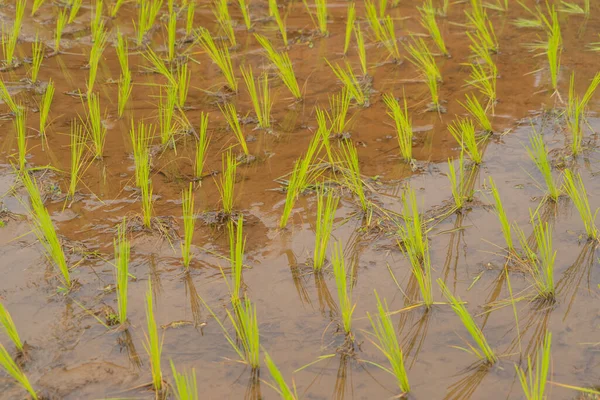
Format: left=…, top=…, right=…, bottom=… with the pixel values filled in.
left=364, top=0, right=382, bottom=41
left=225, top=216, right=245, bottom=302
left=448, top=118, right=482, bottom=164
left=29, top=35, right=45, bottom=83
left=216, top=151, right=237, bottom=215
left=526, top=131, right=560, bottom=201
left=264, top=352, right=298, bottom=400
left=144, top=281, right=163, bottom=393
left=398, top=186, right=426, bottom=262
left=313, top=189, right=338, bottom=272
left=115, top=31, right=129, bottom=74
left=238, top=0, right=251, bottom=30
left=488, top=177, right=514, bottom=252
left=355, top=24, right=367, bottom=76
left=186, top=2, right=195, bottom=36
left=118, top=69, right=133, bottom=118
left=465, top=1, right=498, bottom=53
left=110, top=0, right=126, bottom=17
left=544, top=6, right=562, bottom=95
left=366, top=291, right=410, bottom=395
left=380, top=16, right=401, bottom=62
left=39, top=80, right=55, bottom=140
left=326, top=59, right=366, bottom=106
left=54, top=9, right=68, bottom=52
left=136, top=0, right=163, bottom=45
left=383, top=93, right=412, bottom=162
left=419, top=0, right=448, bottom=56
left=465, top=34, right=497, bottom=108
left=344, top=3, right=356, bottom=55
left=530, top=215, right=556, bottom=300
left=255, top=35, right=301, bottom=99
left=515, top=332, right=551, bottom=400
left=241, top=65, right=272, bottom=129
left=176, top=63, right=191, bottom=109
left=339, top=141, right=368, bottom=212
left=87, top=27, right=109, bottom=95
left=68, top=0, right=83, bottom=23
left=170, top=361, right=198, bottom=400
left=315, top=0, right=329, bottom=35
left=403, top=232, right=433, bottom=308
left=194, top=112, right=210, bottom=180
left=129, top=121, right=154, bottom=227
left=563, top=169, right=598, bottom=240
left=114, top=219, right=129, bottom=325
left=196, top=29, right=237, bottom=91
left=460, top=93, right=492, bottom=133
left=219, top=103, right=249, bottom=156
left=181, top=183, right=195, bottom=269
left=404, top=37, right=441, bottom=111
left=166, top=12, right=177, bottom=62
left=1, top=0, right=25, bottom=66
left=447, top=152, right=468, bottom=210
left=437, top=279, right=497, bottom=364
left=90, top=0, right=104, bottom=40
left=0, top=344, right=37, bottom=399
left=269, top=0, right=288, bottom=46
left=332, top=241, right=355, bottom=336
left=84, top=93, right=107, bottom=159
left=0, top=81, right=19, bottom=115
left=31, top=0, right=46, bottom=16
left=329, top=88, right=351, bottom=135
left=14, top=108, right=27, bottom=172
left=0, top=303, right=23, bottom=352
left=22, top=173, right=71, bottom=290
left=213, top=0, right=236, bottom=47
left=560, top=0, right=589, bottom=16
left=227, top=295, right=260, bottom=369
left=158, top=84, right=177, bottom=148
left=565, top=72, right=600, bottom=156
left=68, top=122, right=86, bottom=198
left=142, top=46, right=176, bottom=86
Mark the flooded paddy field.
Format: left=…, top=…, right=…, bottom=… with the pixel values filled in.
left=0, top=0, right=599, bottom=398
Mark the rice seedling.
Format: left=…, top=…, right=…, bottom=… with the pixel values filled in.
left=194, top=112, right=210, bottom=180
left=566, top=72, right=600, bottom=156
left=31, top=0, right=46, bottom=16
left=238, top=0, right=251, bottom=30
left=264, top=352, right=298, bottom=400
left=22, top=173, right=71, bottom=290
left=530, top=215, right=556, bottom=300
left=1, top=0, right=25, bottom=66
left=118, top=69, right=133, bottom=118
left=563, top=169, right=598, bottom=240
left=225, top=216, right=245, bottom=302
left=0, top=344, right=37, bottom=399
left=447, top=152, right=469, bottom=210
left=464, top=38, right=497, bottom=108
left=29, top=35, right=45, bottom=83
left=460, top=93, right=492, bottom=133
left=488, top=176, right=514, bottom=252
left=515, top=332, right=552, bottom=400
left=219, top=103, right=249, bottom=156
left=364, top=0, right=382, bottom=41
left=87, top=27, right=109, bottom=95
left=419, top=0, right=448, bottom=56
left=196, top=28, right=237, bottom=91
left=110, top=0, right=126, bottom=17
left=560, top=0, right=589, bottom=16
left=0, top=81, right=19, bottom=115
left=84, top=93, right=107, bottom=159
left=383, top=93, right=412, bottom=162
left=227, top=295, right=260, bottom=369
left=380, top=16, right=401, bottom=62
left=484, top=0, right=508, bottom=12
left=366, top=291, right=410, bottom=395
left=68, top=0, right=83, bottom=23
left=328, top=88, right=351, bottom=135
left=129, top=121, right=154, bottom=187
left=158, top=84, right=177, bottom=148
left=90, top=0, right=104, bottom=40
left=54, top=9, right=68, bottom=52
left=170, top=361, right=198, bottom=400
left=437, top=279, right=497, bottom=364
left=144, top=281, right=163, bottom=393
left=213, top=0, right=236, bottom=47
left=448, top=118, right=482, bottom=164
left=39, top=80, right=55, bottom=140
left=241, top=65, right=272, bottom=129
left=256, top=35, right=301, bottom=100
left=339, top=141, right=368, bottom=212
left=186, top=1, right=195, bottom=36
left=379, top=0, right=388, bottom=16
left=326, top=59, right=366, bottom=106
left=315, top=0, right=329, bottom=35
left=181, top=183, right=195, bottom=269
left=136, top=0, right=163, bottom=45
left=344, top=3, right=355, bottom=55
left=332, top=241, right=354, bottom=336
left=142, top=47, right=177, bottom=88
left=525, top=131, right=560, bottom=201
left=114, top=219, right=129, bottom=325
left=398, top=186, right=426, bottom=262
left=0, top=303, right=23, bottom=352
left=404, top=37, right=441, bottom=110
left=216, top=151, right=237, bottom=215
left=544, top=6, right=562, bottom=95
left=465, top=1, right=498, bottom=53
left=269, top=0, right=289, bottom=47
left=166, top=12, right=177, bottom=62
left=176, top=63, right=191, bottom=109
left=14, top=108, right=27, bottom=172
left=313, top=189, right=338, bottom=272
left=355, top=24, right=367, bottom=76
left=68, top=122, right=87, bottom=198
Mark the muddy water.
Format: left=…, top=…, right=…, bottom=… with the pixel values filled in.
left=0, top=0, right=599, bottom=399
